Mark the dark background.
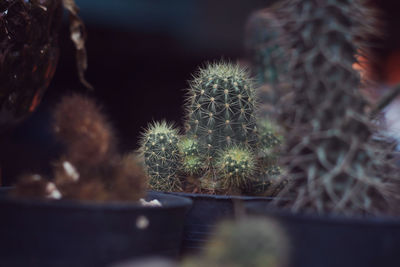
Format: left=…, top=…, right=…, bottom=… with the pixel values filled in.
left=1, top=0, right=400, bottom=185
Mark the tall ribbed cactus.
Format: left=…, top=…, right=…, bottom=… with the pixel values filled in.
left=272, top=0, right=398, bottom=215
left=185, top=63, right=258, bottom=160
left=139, top=121, right=182, bottom=191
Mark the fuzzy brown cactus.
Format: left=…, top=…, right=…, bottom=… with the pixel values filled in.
left=15, top=94, right=147, bottom=202
left=53, top=94, right=116, bottom=168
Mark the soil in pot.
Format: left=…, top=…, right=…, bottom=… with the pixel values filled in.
left=0, top=189, right=192, bottom=267
left=247, top=202, right=400, bottom=267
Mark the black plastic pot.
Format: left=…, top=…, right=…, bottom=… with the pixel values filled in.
left=247, top=202, right=400, bottom=267
left=167, top=192, right=275, bottom=255
left=0, top=188, right=192, bottom=267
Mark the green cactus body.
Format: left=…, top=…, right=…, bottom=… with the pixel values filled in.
left=271, top=0, right=398, bottom=215
left=258, top=119, right=282, bottom=156
left=179, top=137, right=200, bottom=157
left=185, top=63, right=258, bottom=160
left=178, top=137, right=204, bottom=175
left=139, top=121, right=181, bottom=191
left=216, top=146, right=256, bottom=190
left=182, top=156, right=203, bottom=176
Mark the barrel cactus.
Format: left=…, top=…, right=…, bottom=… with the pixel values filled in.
left=185, top=62, right=258, bottom=160
left=139, top=121, right=182, bottom=191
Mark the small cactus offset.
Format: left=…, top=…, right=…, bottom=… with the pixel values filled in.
left=179, top=137, right=201, bottom=157
left=139, top=121, right=182, bottom=191
left=216, top=146, right=256, bottom=191
left=178, top=137, right=204, bottom=176
left=258, top=118, right=282, bottom=157
left=185, top=62, right=258, bottom=159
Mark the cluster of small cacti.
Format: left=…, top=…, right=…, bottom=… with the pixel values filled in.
left=262, top=0, right=400, bottom=215
left=182, top=218, right=288, bottom=267
left=139, top=62, right=284, bottom=196
left=14, top=94, right=147, bottom=202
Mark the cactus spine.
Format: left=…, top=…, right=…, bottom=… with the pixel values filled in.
left=139, top=121, right=182, bottom=191
left=185, top=63, right=258, bottom=160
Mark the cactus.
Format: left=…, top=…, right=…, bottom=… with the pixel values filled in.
left=179, top=137, right=201, bottom=157
left=270, top=0, right=399, bottom=215
left=139, top=121, right=182, bottom=191
left=216, top=146, right=256, bottom=191
left=178, top=137, right=204, bottom=176
left=15, top=94, right=148, bottom=202
left=182, top=218, right=288, bottom=267
left=138, top=62, right=285, bottom=196
left=53, top=94, right=115, bottom=168
left=258, top=118, right=282, bottom=157
left=182, top=156, right=204, bottom=176
left=185, top=62, right=258, bottom=159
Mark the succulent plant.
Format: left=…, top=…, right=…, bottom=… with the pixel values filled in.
left=258, top=118, right=282, bottom=157
left=182, top=218, right=288, bottom=267
left=139, top=121, right=182, bottom=191
left=15, top=94, right=147, bottom=202
left=53, top=94, right=115, bottom=168
left=138, top=62, right=286, bottom=196
left=271, top=0, right=399, bottom=215
left=215, top=146, right=256, bottom=191
left=184, top=62, right=258, bottom=160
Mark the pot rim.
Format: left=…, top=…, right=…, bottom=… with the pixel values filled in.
left=164, top=190, right=279, bottom=201
left=0, top=187, right=192, bottom=211
left=247, top=202, right=400, bottom=226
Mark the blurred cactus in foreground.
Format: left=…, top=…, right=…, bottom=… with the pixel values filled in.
left=182, top=218, right=288, bottom=267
